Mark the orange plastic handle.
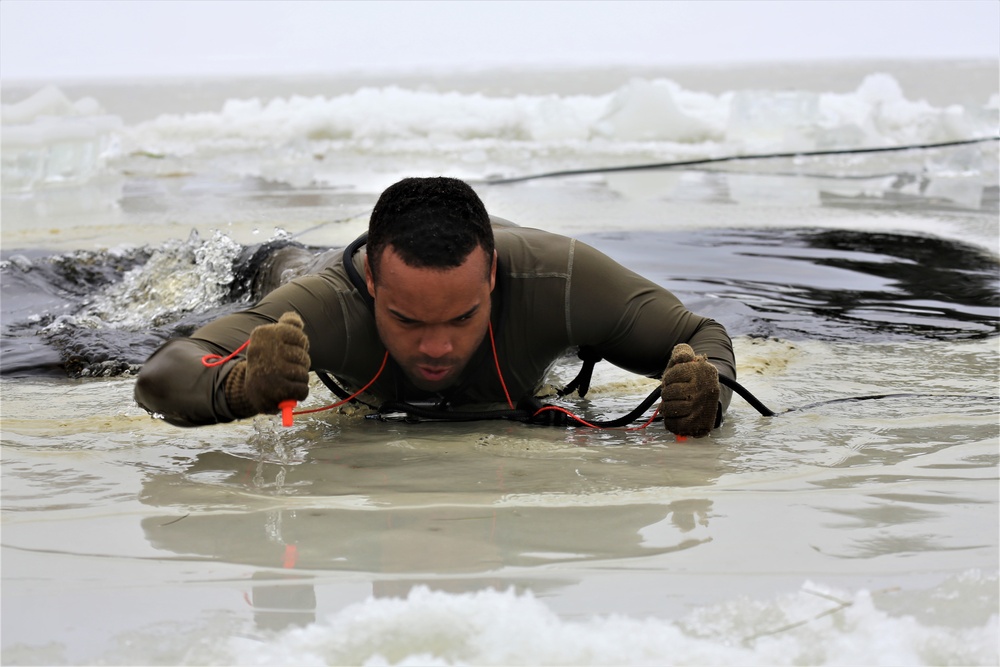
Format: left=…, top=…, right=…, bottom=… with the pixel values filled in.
left=279, top=400, right=296, bottom=427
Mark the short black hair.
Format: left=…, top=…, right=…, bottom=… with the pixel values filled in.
left=367, top=177, right=494, bottom=282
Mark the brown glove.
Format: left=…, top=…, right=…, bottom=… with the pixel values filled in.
left=224, top=311, right=311, bottom=419
left=660, top=343, right=720, bottom=438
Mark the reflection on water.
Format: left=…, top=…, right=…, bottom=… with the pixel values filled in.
left=247, top=572, right=317, bottom=632
left=586, top=228, right=999, bottom=341
left=125, top=417, right=724, bottom=631
left=138, top=430, right=720, bottom=572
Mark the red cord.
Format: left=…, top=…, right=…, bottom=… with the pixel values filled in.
left=201, top=340, right=249, bottom=367
left=633, top=405, right=662, bottom=431
left=529, top=403, right=661, bottom=431
left=532, top=405, right=600, bottom=428
left=202, top=330, right=659, bottom=431
left=292, top=351, right=389, bottom=415
left=200, top=338, right=389, bottom=418
left=488, top=322, right=514, bottom=409
left=488, top=321, right=660, bottom=430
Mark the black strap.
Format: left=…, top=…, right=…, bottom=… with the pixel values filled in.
left=368, top=387, right=665, bottom=428
left=557, top=347, right=602, bottom=398
left=718, top=375, right=776, bottom=416
left=313, top=234, right=376, bottom=409
left=315, top=369, right=383, bottom=410
left=343, top=231, right=374, bottom=311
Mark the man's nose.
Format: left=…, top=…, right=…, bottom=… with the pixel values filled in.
left=418, top=327, right=453, bottom=359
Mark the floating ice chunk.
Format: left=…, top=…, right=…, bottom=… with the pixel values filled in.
left=1, top=86, right=123, bottom=193
left=596, top=79, right=718, bottom=142
left=121, top=76, right=993, bottom=190
left=815, top=73, right=986, bottom=149
left=523, top=95, right=596, bottom=142
left=854, top=72, right=905, bottom=105
left=1, top=85, right=79, bottom=124
left=215, top=577, right=999, bottom=667
left=727, top=90, right=821, bottom=152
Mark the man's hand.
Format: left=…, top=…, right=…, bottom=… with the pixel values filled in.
left=660, top=343, right=720, bottom=438
left=225, top=312, right=311, bottom=418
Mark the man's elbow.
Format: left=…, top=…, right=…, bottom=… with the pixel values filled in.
left=133, top=362, right=168, bottom=416
left=132, top=342, right=212, bottom=427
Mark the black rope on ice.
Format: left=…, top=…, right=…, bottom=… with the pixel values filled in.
left=719, top=375, right=776, bottom=416
left=485, top=136, right=1000, bottom=185
left=719, top=375, right=999, bottom=418
left=327, top=366, right=996, bottom=427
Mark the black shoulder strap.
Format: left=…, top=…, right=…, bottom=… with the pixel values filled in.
left=343, top=231, right=374, bottom=311
left=557, top=347, right=602, bottom=398
left=321, top=232, right=378, bottom=408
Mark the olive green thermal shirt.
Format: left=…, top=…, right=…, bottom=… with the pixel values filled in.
left=134, top=222, right=735, bottom=426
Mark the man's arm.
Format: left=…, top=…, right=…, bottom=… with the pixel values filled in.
left=134, top=312, right=274, bottom=427
left=134, top=267, right=345, bottom=427
left=134, top=338, right=235, bottom=427
left=567, top=239, right=735, bottom=427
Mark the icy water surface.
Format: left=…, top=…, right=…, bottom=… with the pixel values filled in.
left=2, top=333, right=997, bottom=664
left=1, top=63, right=998, bottom=665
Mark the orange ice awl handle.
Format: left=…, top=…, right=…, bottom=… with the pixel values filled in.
left=279, top=400, right=296, bottom=427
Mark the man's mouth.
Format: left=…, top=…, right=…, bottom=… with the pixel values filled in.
left=417, top=365, right=452, bottom=383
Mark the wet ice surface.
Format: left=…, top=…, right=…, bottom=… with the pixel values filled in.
left=1, top=334, right=997, bottom=665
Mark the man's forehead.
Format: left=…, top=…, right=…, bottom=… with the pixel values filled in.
left=377, top=244, right=492, bottom=274
left=378, top=259, right=491, bottom=321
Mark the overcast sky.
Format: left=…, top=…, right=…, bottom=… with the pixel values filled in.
left=1, top=0, right=997, bottom=81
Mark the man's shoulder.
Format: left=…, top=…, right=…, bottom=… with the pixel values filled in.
left=492, top=218, right=573, bottom=257
left=491, top=219, right=629, bottom=284
left=496, top=231, right=574, bottom=278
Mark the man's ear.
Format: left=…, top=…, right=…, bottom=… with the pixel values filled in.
left=489, top=250, right=497, bottom=292
left=364, top=256, right=376, bottom=299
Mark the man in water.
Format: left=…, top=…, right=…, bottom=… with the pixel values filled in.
left=135, top=177, right=734, bottom=435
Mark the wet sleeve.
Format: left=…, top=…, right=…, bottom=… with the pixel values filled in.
left=133, top=272, right=346, bottom=427
left=567, top=240, right=735, bottom=416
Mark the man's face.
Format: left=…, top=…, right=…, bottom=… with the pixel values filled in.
left=366, top=245, right=497, bottom=392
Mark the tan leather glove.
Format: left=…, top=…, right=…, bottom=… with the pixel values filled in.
left=660, top=343, right=720, bottom=438
left=224, top=311, right=311, bottom=419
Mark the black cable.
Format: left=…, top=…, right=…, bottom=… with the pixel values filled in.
left=583, top=386, right=662, bottom=427
left=718, top=376, right=998, bottom=416
left=485, top=136, right=1000, bottom=185
left=784, top=392, right=999, bottom=413
left=719, top=375, right=776, bottom=416
left=368, top=389, right=663, bottom=427
left=337, top=370, right=997, bottom=428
